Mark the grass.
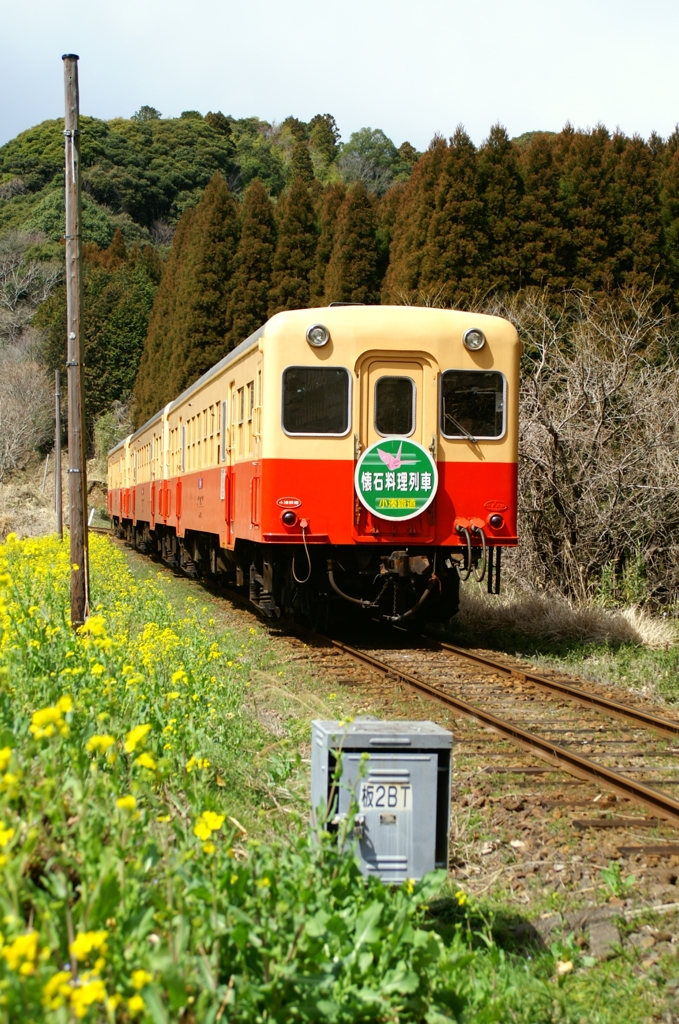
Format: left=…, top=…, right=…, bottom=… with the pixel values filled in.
left=0, top=532, right=670, bottom=1022
left=444, top=582, right=679, bottom=705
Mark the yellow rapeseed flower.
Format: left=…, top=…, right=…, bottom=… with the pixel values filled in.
left=185, top=756, right=210, bottom=772
left=202, top=841, right=216, bottom=854
left=70, top=976, right=107, bottom=1018
left=78, top=615, right=107, bottom=637
left=193, top=810, right=225, bottom=841
left=0, top=747, right=10, bottom=772
left=70, top=930, right=108, bottom=961
left=0, top=823, right=15, bottom=847
left=29, top=697, right=71, bottom=739
left=2, top=931, right=39, bottom=974
left=85, top=734, right=115, bottom=755
left=90, top=663, right=105, bottom=676
left=131, top=969, right=152, bottom=990
left=134, top=753, right=157, bottom=770
left=116, top=795, right=137, bottom=811
left=124, top=723, right=151, bottom=753
left=128, top=994, right=145, bottom=1016
left=42, top=970, right=72, bottom=1010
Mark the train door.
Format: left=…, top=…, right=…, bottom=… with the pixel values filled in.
left=359, top=356, right=438, bottom=453
left=356, top=354, right=439, bottom=539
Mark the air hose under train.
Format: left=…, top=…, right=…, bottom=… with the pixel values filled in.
left=455, top=524, right=487, bottom=582
left=327, top=561, right=439, bottom=623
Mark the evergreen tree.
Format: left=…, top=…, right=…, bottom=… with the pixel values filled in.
left=418, top=128, right=484, bottom=304
left=280, top=116, right=308, bottom=140
left=660, top=135, right=679, bottom=289
left=560, top=125, right=619, bottom=292
left=83, top=240, right=161, bottom=423
left=290, top=141, right=315, bottom=183
left=268, top=177, right=318, bottom=314
left=168, top=172, right=239, bottom=392
left=133, top=207, right=196, bottom=424
left=309, top=182, right=346, bottom=305
left=476, top=124, right=524, bottom=293
left=398, top=142, right=420, bottom=166
left=205, top=110, right=232, bottom=137
left=381, top=136, right=448, bottom=303
left=518, top=131, right=570, bottom=289
left=613, top=133, right=665, bottom=297
left=324, top=182, right=381, bottom=304
left=376, top=182, right=408, bottom=291
left=227, top=178, right=277, bottom=345
left=134, top=173, right=239, bottom=422
left=37, top=230, right=162, bottom=431
left=309, top=114, right=341, bottom=173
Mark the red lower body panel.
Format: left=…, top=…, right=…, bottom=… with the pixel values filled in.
left=111, top=459, right=517, bottom=549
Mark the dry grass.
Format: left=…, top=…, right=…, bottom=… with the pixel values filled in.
left=0, top=454, right=109, bottom=542
left=0, top=468, right=59, bottom=540
left=455, top=584, right=677, bottom=651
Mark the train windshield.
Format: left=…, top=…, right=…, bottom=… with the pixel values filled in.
left=374, top=376, right=415, bottom=436
left=282, top=367, right=350, bottom=435
left=440, top=370, right=505, bottom=440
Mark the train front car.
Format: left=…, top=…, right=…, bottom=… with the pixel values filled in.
left=108, top=304, right=519, bottom=628
left=256, top=305, right=519, bottom=626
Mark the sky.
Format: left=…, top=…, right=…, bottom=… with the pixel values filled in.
left=2, top=0, right=679, bottom=150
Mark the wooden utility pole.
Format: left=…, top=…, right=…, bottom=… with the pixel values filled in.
left=63, top=54, right=89, bottom=626
left=55, top=369, right=63, bottom=541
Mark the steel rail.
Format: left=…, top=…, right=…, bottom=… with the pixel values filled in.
left=105, top=541, right=679, bottom=827
left=328, top=636, right=679, bottom=829
left=429, top=638, right=679, bottom=739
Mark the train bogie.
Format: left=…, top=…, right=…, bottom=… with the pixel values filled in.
left=108, top=305, right=519, bottom=627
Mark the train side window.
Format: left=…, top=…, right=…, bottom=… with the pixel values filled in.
left=282, top=367, right=350, bottom=435
left=374, top=376, right=415, bottom=436
left=221, top=400, right=227, bottom=462
left=440, top=370, right=505, bottom=440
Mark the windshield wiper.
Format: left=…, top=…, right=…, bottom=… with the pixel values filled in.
left=446, top=414, right=477, bottom=444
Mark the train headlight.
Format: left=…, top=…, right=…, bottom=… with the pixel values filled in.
left=306, top=323, right=330, bottom=348
left=463, top=328, right=486, bottom=352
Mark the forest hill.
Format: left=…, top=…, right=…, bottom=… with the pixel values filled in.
left=26, top=118, right=679, bottom=426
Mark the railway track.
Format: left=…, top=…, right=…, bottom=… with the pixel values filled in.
left=320, top=628, right=679, bottom=831
left=109, top=532, right=679, bottom=844
left=108, top=537, right=679, bottom=922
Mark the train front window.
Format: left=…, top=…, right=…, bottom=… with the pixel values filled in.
left=441, top=370, right=505, bottom=440
left=374, top=376, right=415, bottom=436
left=282, top=367, right=350, bottom=435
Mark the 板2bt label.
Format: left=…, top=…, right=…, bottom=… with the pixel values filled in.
left=354, top=438, right=438, bottom=521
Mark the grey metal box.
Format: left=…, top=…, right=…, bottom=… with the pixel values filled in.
left=311, top=719, right=453, bottom=883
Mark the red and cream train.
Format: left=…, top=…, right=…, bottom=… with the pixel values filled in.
left=108, top=305, right=520, bottom=626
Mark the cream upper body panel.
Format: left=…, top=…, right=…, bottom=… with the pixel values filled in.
left=166, top=339, right=261, bottom=472
left=260, top=306, right=520, bottom=463
left=108, top=436, right=132, bottom=489
left=119, top=305, right=519, bottom=478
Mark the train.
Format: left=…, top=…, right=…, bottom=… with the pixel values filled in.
left=108, top=304, right=520, bottom=628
